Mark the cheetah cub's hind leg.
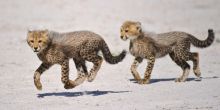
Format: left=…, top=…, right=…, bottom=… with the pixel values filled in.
left=190, top=52, right=202, bottom=81
left=169, top=52, right=190, bottom=82
left=175, top=60, right=190, bottom=82
left=64, top=59, right=89, bottom=89
left=71, top=59, right=88, bottom=87
left=83, top=53, right=103, bottom=82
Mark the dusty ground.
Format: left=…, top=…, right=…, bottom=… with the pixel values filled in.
left=0, top=0, right=220, bottom=110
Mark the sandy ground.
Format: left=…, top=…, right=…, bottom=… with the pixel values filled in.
left=0, top=0, right=220, bottom=110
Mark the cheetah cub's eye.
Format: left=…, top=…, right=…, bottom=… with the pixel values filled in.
left=30, top=40, right=34, bottom=43
left=125, top=30, right=129, bottom=32
left=38, top=40, right=42, bottom=43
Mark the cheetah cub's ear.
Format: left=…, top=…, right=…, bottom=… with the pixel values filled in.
left=27, top=29, right=33, bottom=40
left=27, top=29, right=33, bottom=34
left=41, top=29, right=49, bottom=37
left=136, top=22, right=142, bottom=33
left=136, top=22, right=141, bottom=26
left=27, top=29, right=31, bottom=33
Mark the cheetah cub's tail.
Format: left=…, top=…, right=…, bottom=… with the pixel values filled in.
left=101, top=41, right=126, bottom=64
left=189, top=29, right=215, bottom=48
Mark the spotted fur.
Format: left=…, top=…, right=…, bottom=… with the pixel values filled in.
left=27, top=30, right=126, bottom=90
left=120, top=21, right=214, bottom=84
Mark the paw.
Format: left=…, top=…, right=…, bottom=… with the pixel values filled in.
left=87, top=74, right=96, bottom=82
left=195, top=77, right=202, bottom=81
left=87, top=75, right=95, bottom=82
left=194, top=69, right=201, bottom=77
left=132, top=75, right=141, bottom=82
left=34, top=78, right=42, bottom=90
left=138, top=79, right=149, bottom=84
left=34, top=73, right=42, bottom=90
left=134, top=78, right=141, bottom=82
left=64, top=81, right=76, bottom=89
left=175, top=78, right=181, bottom=82
left=175, top=78, right=186, bottom=82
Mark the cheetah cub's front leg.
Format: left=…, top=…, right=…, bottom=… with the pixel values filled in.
left=34, top=63, right=52, bottom=90
left=60, top=60, right=76, bottom=89
left=138, top=56, right=155, bottom=84
left=130, top=57, right=143, bottom=81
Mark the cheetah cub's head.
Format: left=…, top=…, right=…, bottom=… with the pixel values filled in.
left=120, top=21, right=142, bottom=41
left=27, top=29, right=50, bottom=53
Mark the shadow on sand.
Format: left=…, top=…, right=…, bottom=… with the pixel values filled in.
left=130, top=76, right=219, bottom=84
left=37, top=90, right=130, bottom=98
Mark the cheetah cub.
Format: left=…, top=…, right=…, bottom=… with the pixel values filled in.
left=27, top=30, right=126, bottom=90
left=120, top=21, right=214, bottom=84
